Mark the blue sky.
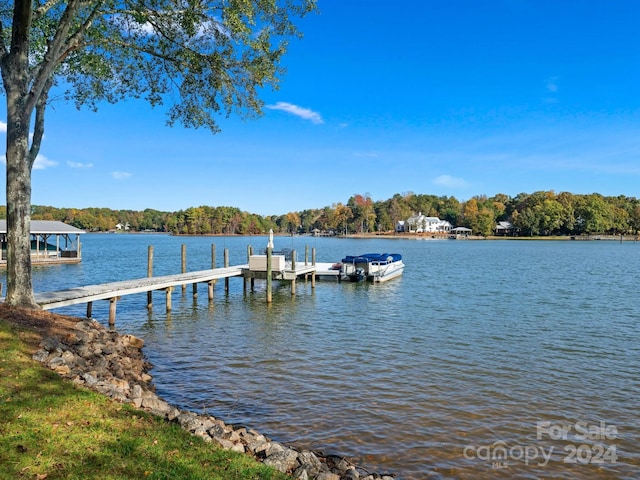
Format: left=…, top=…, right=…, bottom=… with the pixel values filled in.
left=2, top=0, right=640, bottom=216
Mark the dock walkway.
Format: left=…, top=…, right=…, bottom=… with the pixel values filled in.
left=34, top=266, right=246, bottom=311
left=30, top=257, right=332, bottom=325
left=2, top=243, right=347, bottom=325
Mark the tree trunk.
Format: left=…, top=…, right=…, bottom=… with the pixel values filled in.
left=4, top=111, right=39, bottom=308
left=2, top=0, right=39, bottom=308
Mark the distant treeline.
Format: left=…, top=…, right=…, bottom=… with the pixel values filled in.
left=3, top=191, right=640, bottom=237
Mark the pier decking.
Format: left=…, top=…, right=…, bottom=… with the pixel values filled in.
left=26, top=245, right=337, bottom=325
left=35, top=266, right=246, bottom=310
left=0, top=242, right=355, bottom=325
left=33, top=266, right=246, bottom=325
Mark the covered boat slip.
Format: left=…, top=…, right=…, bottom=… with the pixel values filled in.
left=0, top=220, right=84, bottom=266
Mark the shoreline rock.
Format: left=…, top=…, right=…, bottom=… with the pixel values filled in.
left=32, top=318, right=396, bottom=480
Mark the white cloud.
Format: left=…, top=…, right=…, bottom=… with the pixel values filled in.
left=112, top=171, right=132, bottom=180
left=546, top=77, right=559, bottom=93
left=433, top=174, right=469, bottom=189
left=68, top=161, right=94, bottom=168
left=265, top=102, right=324, bottom=124
left=33, top=155, right=58, bottom=170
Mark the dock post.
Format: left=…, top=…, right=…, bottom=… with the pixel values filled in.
left=266, top=246, right=273, bottom=303
left=147, top=246, right=153, bottom=309
left=166, top=286, right=174, bottom=312
left=181, top=245, right=187, bottom=294
left=311, top=248, right=316, bottom=288
left=109, top=297, right=118, bottom=326
left=304, top=245, right=309, bottom=283
left=248, top=245, right=255, bottom=291
left=211, top=244, right=216, bottom=295
left=86, top=301, right=93, bottom=319
left=291, top=249, right=297, bottom=295
left=244, top=245, right=251, bottom=292
left=192, top=282, right=198, bottom=298
left=224, top=249, right=230, bottom=292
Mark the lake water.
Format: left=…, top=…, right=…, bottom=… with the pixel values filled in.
left=5, top=234, right=639, bottom=479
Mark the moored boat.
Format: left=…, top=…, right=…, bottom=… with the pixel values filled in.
left=340, top=253, right=404, bottom=283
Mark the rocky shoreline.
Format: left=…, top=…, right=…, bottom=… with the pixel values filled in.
left=32, top=317, right=396, bottom=480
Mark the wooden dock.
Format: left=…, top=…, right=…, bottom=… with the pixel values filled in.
left=26, top=245, right=332, bottom=325
left=0, top=241, right=364, bottom=326
left=35, top=266, right=244, bottom=308
left=35, top=266, right=246, bottom=324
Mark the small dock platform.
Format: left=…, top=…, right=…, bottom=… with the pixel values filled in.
left=312, top=262, right=343, bottom=281
left=242, top=264, right=317, bottom=281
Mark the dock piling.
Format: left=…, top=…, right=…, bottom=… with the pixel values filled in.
left=249, top=246, right=255, bottom=291
left=291, top=249, right=297, bottom=295
left=109, top=297, right=118, bottom=326
left=166, top=286, right=174, bottom=312
left=224, top=249, right=230, bottom=292
left=181, top=245, right=187, bottom=294
left=312, top=247, right=316, bottom=288
left=147, top=246, right=154, bottom=309
left=244, top=245, right=251, bottom=292
left=266, top=246, right=273, bottom=303
left=211, top=244, right=216, bottom=296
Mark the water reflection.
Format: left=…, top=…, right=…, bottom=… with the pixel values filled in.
left=3, top=235, right=640, bottom=479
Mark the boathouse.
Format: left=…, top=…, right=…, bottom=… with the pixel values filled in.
left=0, top=220, right=84, bottom=266
left=450, top=226, right=472, bottom=238
left=495, top=221, right=517, bottom=236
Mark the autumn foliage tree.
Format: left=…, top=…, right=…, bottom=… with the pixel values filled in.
left=347, top=193, right=376, bottom=233
left=0, top=0, right=315, bottom=307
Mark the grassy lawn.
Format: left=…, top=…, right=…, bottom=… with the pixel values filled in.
left=0, top=318, right=289, bottom=480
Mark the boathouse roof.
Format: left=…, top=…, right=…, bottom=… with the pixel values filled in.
left=0, top=220, right=85, bottom=234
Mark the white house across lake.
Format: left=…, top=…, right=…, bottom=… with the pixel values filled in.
left=396, top=212, right=453, bottom=234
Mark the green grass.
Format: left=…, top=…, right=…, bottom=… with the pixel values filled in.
left=0, top=319, right=290, bottom=480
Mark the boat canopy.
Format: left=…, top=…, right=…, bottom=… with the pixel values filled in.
left=342, top=253, right=402, bottom=264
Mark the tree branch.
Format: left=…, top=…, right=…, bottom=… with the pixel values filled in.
left=28, top=76, right=52, bottom=170
left=33, top=0, right=68, bottom=22
left=0, top=20, right=7, bottom=58
left=59, top=1, right=105, bottom=57
left=27, top=0, right=83, bottom=112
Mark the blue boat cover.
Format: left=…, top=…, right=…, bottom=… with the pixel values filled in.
left=342, top=253, right=402, bottom=263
